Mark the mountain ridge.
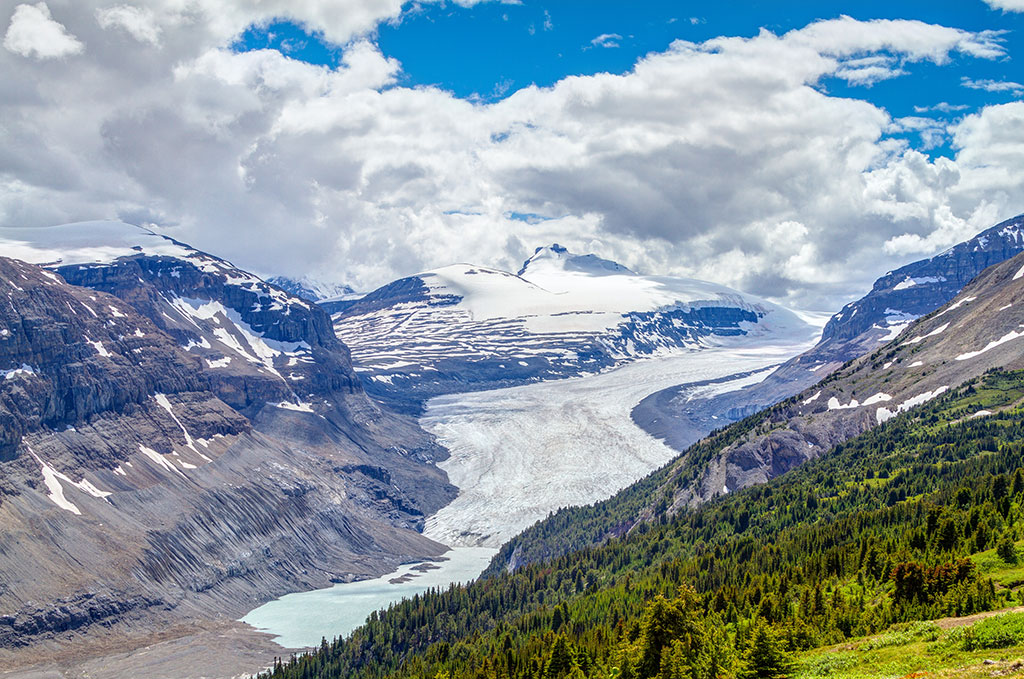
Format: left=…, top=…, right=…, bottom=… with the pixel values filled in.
left=331, top=243, right=813, bottom=413
left=0, top=223, right=457, bottom=654
left=634, top=212, right=1024, bottom=453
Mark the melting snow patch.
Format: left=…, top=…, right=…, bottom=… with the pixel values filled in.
left=85, top=338, right=112, bottom=358
left=153, top=393, right=212, bottom=461
left=112, top=465, right=127, bottom=476
left=3, top=364, right=35, bottom=380
left=31, top=451, right=81, bottom=514
left=935, top=297, right=976, bottom=318
left=909, top=360, right=923, bottom=367
left=956, top=329, right=1024, bottom=361
left=802, top=390, right=821, bottom=405
left=828, top=396, right=860, bottom=410
left=206, top=357, right=231, bottom=368
left=139, top=444, right=186, bottom=477
left=876, top=386, right=949, bottom=424
left=972, top=410, right=993, bottom=418
left=183, top=336, right=212, bottom=350
left=1014, top=263, right=1024, bottom=281
left=894, top=276, right=942, bottom=291
left=272, top=401, right=315, bottom=413
left=133, top=328, right=145, bottom=337
left=1000, top=304, right=1013, bottom=311
left=862, top=392, right=892, bottom=405
left=883, top=361, right=893, bottom=369
left=902, top=322, right=950, bottom=346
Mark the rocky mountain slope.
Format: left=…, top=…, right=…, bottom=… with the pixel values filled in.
left=497, top=246, right=1024, bottom=570
left=635, top=213, right=1024, bottom=452
left=332, top=244, right=812, bottom=412
left=0, top=222, right=456, bottom=652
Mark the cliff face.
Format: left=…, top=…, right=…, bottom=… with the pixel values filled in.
left=52, top=242, right=358, bottom=415
left=0, top=224, right=456, bottom=650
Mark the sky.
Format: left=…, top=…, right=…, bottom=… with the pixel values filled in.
left=2, top=1, right=1024, bottom=312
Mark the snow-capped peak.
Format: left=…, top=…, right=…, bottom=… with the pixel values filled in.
left=266, top=275, right=356, bottom=303
left=0, top=220, right=195, bottom=267
left=518, top=244, right=633, bottom=277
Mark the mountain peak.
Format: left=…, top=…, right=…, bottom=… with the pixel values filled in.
left=518, top=243, right=633, bottom=277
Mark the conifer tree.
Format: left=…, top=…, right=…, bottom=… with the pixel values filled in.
left=738, top=622, right=793, bottom=679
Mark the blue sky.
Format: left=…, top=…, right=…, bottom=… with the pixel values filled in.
left=239, top=1, right=1024, bottom=156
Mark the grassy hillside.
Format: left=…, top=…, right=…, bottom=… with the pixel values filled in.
left=260, top=368, right=1024, bottom=679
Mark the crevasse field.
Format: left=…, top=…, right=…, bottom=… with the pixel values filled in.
left=421, top=337, right=814, bottom=548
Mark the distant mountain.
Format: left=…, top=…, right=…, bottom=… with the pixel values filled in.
left=266, top=275, right=359, bottom=304
left=635, top=213, right=1024, bottom=451
left=0, top=222, right=454, bottom=650
left=332, top=244, right=813, bottom=412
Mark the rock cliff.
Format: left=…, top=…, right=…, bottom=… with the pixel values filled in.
left=0, top=222, right=457, bottom=650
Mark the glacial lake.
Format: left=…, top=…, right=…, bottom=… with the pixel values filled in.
left=241, top=547, right=497, bottom=649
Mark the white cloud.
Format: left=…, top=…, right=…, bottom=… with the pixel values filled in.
left=962, top=77, right=1024, bottom=94
left=4, top=3, right=84, bottom=59
left=914, top=102, right=969, bottom=113
left=0, top=10, right=1022, bottom=311
left=984, top=0, right=1024, bottom=11
left=95, top=5, right=161, bottom=46
left=590, top=33, right=622, bottom=48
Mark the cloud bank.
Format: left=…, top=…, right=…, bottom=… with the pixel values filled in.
left=1, top=2, right=1023, bottom=311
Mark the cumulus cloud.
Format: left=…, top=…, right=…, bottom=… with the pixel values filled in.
left=4, top=2, right=83, bottom=59
left=984, top=0, right=1024, bottom=11
left=95, top=5, right=161, bottom=46
left=1, top=6, right=1023, bottom=312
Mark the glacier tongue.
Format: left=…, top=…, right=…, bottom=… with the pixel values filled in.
left=421, top=336, right=816, bottom=548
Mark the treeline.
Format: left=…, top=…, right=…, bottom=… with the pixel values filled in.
left=261, top=370, right=1024, bottom=679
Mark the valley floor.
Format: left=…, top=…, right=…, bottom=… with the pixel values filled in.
left=421, top=337, right=814, bottom=548
left=0, top=619, right=284, bottom=679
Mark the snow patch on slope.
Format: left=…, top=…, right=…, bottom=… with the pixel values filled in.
left=876, top=386, right=949, bottom=424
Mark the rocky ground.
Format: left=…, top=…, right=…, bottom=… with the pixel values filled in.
left=0, top=619, right=290, bottom=679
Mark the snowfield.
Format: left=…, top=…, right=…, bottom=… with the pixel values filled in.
left=421, top=335, right=817, bottom=548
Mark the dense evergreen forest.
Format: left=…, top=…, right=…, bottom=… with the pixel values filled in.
left=262, top=369, right=1024, bottom=679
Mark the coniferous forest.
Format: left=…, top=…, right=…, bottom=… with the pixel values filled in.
left=261, top=369, right=1024, bottom=679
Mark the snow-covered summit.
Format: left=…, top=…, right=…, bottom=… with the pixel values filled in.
left=0, top=221, right=194, bottom=267
left=333, top=246, right=815, bottom=410
left=410, top=246, right=805, bottom=337
left=518, top=244, right=633, bottom=277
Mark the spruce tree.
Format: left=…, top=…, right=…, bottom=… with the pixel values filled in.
left=738, top=622, right=794, bottom=679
